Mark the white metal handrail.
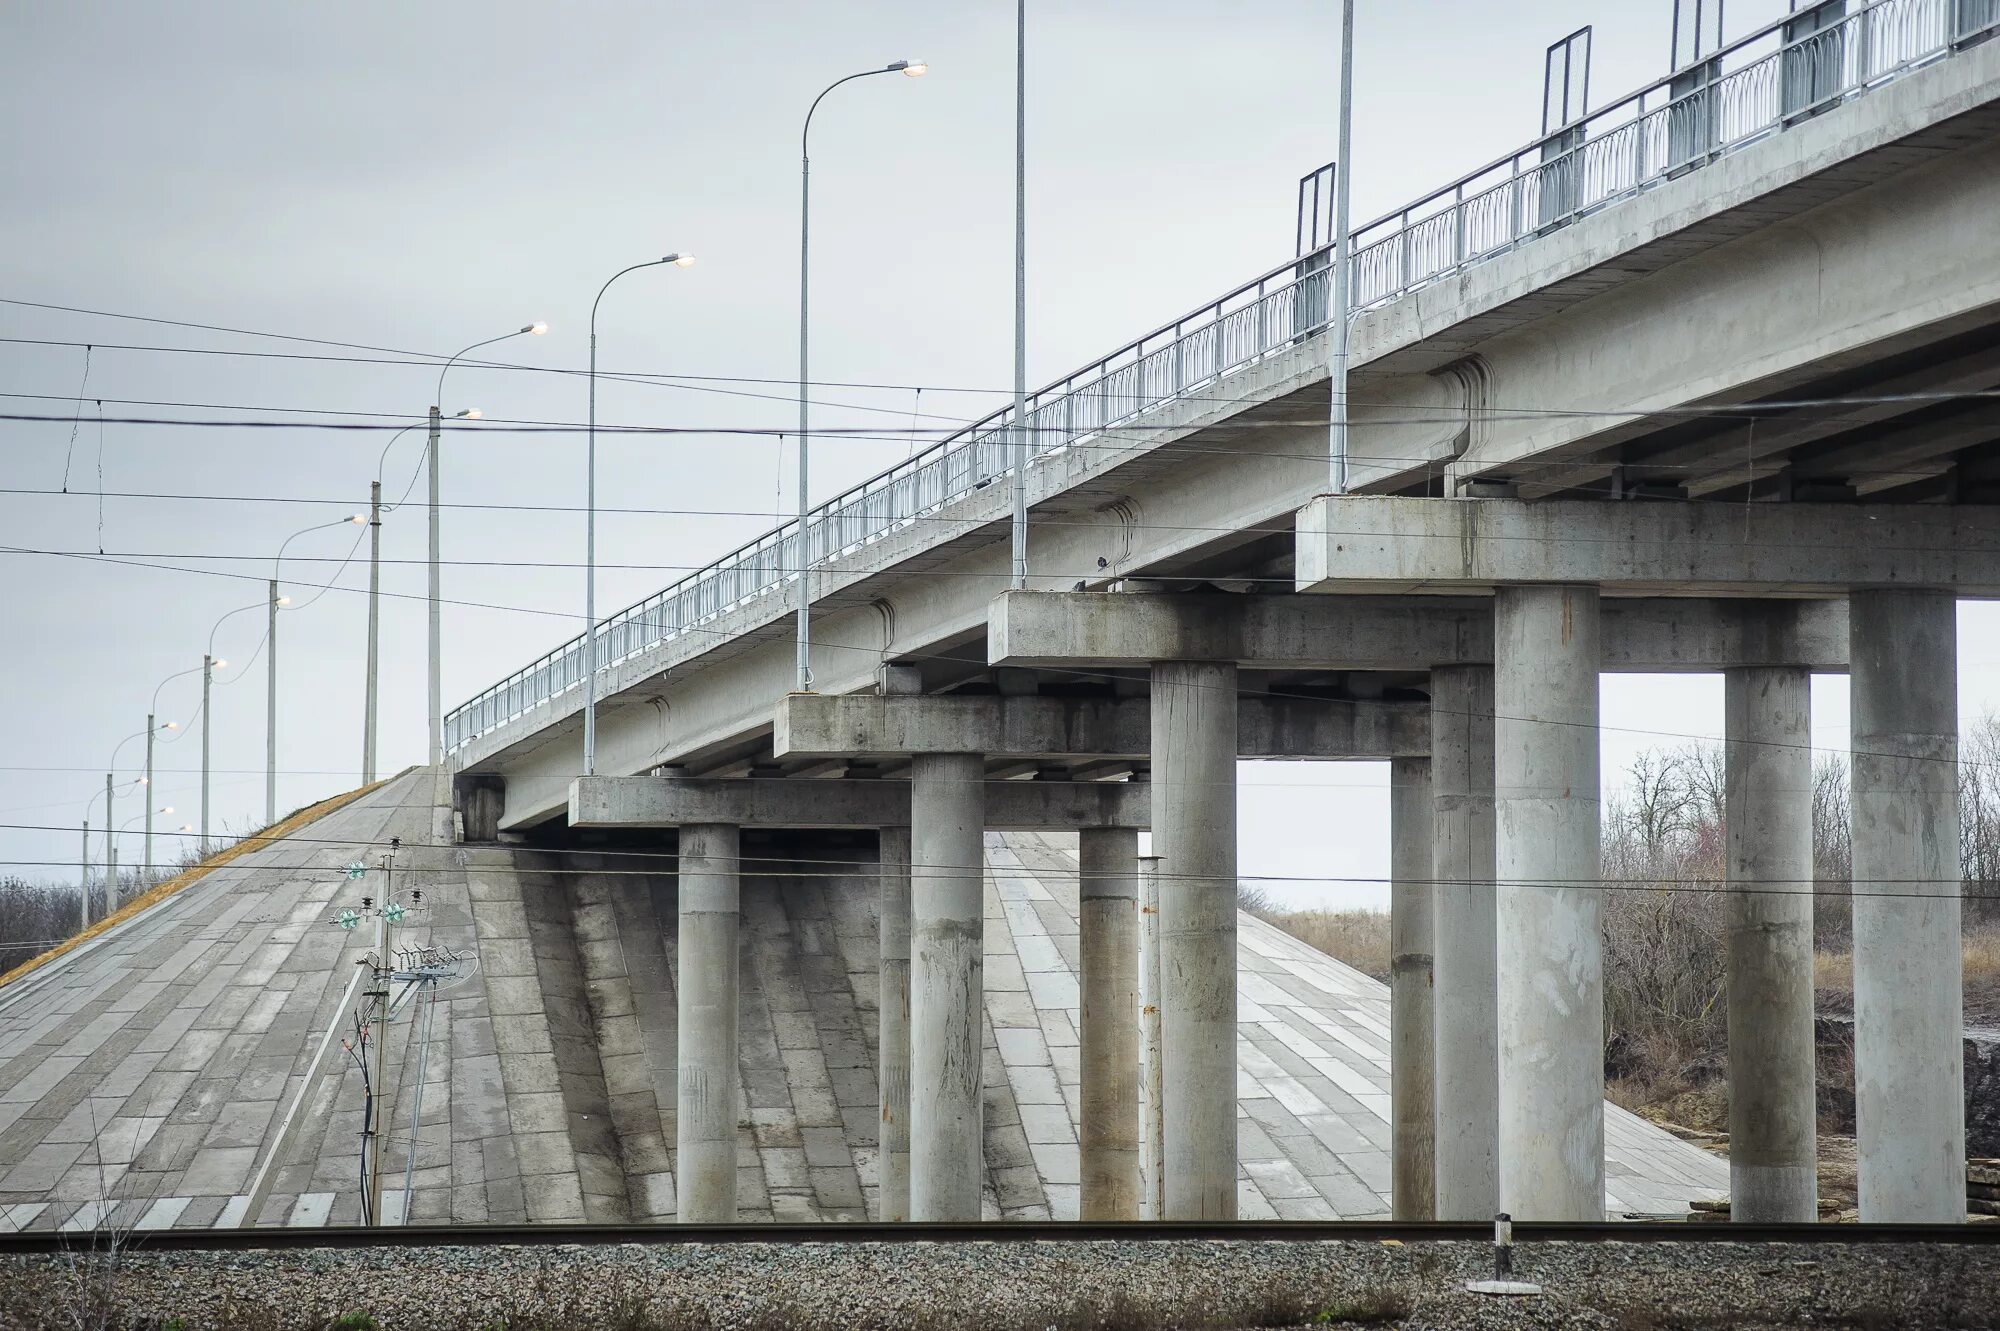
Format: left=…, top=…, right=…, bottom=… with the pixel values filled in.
left=444, top=0, right=1996, bottom=755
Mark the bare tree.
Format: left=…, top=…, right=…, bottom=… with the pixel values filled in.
left=1963, top=714, right=2000, bottom=927
left=1813, top=751, right=1853, bottom=945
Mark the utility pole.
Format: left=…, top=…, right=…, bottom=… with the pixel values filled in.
left=1009, top=0, right=1030, bottom=590
left=266, top=577, right=279, bottom=826
left=143, top=712, right=156, bottom=884
left=367, top=841, right=399, bottom=1224
left=79, top=821, right=89, bottom=931
left=364, top=478, right=382, bottom=784
left=425, top=405, right=442, bottom=767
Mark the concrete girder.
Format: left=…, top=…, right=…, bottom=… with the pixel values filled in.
left=771, top=693, right=1428, bottom=762
left=1296, top=497, right=2000, bottom=596
left=569, top=774, right=1150, bottom=830
left=987, top=590, right=1851, bottom=672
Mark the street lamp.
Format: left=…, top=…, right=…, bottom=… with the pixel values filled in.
left=795, top=59, right=927, bottom=693
left=269, top=519, right=363, bottom=825
left=80, top=775, right=139, bottom=931
left=98, top=720, right=167, bottom=921
left=144, top=663, right=207, bottom=882
left=427, top=324, right=546, bottom=766
left=582, top=256, right=694, bottom=777
left=200, top=593, right=273, bottom=853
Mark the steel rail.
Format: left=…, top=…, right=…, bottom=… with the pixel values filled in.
left=4, top=1218, right=1997, bottom=1254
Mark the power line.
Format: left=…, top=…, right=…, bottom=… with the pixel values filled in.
left=9, top=537, right=1995, bottom=773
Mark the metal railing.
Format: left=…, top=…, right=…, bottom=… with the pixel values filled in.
left=444, top=0, right=1996, bottom=755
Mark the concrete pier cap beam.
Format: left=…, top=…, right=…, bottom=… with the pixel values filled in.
left=1295, top=496, right=2000, bottom=597
left=568, top=774, right=1152, bottom=831
left=988, top=589, right=1851, bottom=673
left=772, top=692, right=1430, bottom=762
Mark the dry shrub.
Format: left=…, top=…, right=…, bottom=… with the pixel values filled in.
left=1814, top=947, right=1853, bottom=996
left=1260, top=908, right=1390, bottom=981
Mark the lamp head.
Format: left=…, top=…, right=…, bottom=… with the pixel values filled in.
left=176, top=824, right=193, bottom=833
left=456, top=408, right=483, bottom=419
left=211, top=659, right=227, bottom=671
left=137, top=777, right=149, bottom=787
left=162, top=721, right=178, bottom=731
left=524, top=322, right=549, bottom=335
left=275, top=595, right=292, bottom=608
left=891, top=59, right=927, bottom=77
left=159, top=806, right=174, bottom=816
left=349, top=513, right=367, bottom=525
left=663, top=253, right=695, bottom=268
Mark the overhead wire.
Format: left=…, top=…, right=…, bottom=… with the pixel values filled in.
left=4, top=536, right=1991, bottom=771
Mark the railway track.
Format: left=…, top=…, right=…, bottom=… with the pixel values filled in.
left=0, top=1218, right=1993, bottom=1254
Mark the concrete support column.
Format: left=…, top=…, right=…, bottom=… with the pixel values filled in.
left=1150, top=659, right=1238, bottom=1220
left=877, top=825, right=913, bottom=1221
left=1850, top=589, right=1964, bottom=1222
left=1389, top=755, right=1435, bottom=1220
left=1430, top=664, right=1497, bottom=1220
left=1494, top=585, right=1604, bottom=1221
left=1724, top=665, right=1819, bottom=1222
left=909, top=752, right=986, bottom=1221
left=1079, top=825, right=1141, bottom=1219
left=675, top=822, right=740, bottom=1222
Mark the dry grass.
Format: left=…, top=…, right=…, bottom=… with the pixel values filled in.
left=1259, top=908, right=1391, bottom=982
left=1816, top=925, right=2000, bottom=1021
left=0, top=774, right=394, bottom=991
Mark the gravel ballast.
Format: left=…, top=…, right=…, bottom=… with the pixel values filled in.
left=4, top=1237, right=1996, bottom=1330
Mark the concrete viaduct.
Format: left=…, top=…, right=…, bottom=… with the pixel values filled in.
left=446, top=10, right=2000, bottom=1226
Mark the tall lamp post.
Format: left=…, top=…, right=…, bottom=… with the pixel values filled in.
left=795, top=58, right=927, bottom=693
left=1010, top=3, right=1029, bottom=590
left=269, top=517, right=366, bottom=825
left=426, top=324, right=545, bottom=766
left=1328, top=0, right=1357, bottom=492
left=99, top=721, right=166, bottom=918
left=582, top=256, right=693, bottom=777
left=144, top=665, right=205, bottom=880
left=198, top=597, right=272, bottom=853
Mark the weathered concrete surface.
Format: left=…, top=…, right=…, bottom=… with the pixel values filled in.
left=1724, top=667, right=1819, bottom=1224
left=1850, top=589, right=1965, bottom=1222
left=461, top=45, right=2000, bottom=832
left=1298, top=498, right=2000, bottom=596
left=0, top=785, right=1724, bottom=1229
left=570, top=774, right=1152, bottom=831
left=1151, top=661, right=1239, bottom=1220
left=908, top=754, right=986, bottom=1222
left=876, top=827, right=912, bottom=1222
left=990, top=590, right=1851, bottom=672
left=772, top=693, right=1427, bottom=762
left=1429, top=664, right=1497, bottom=1222
left=1494, top=586, right=1605, bottom=1222
left=674, top=823, right=740, bottom=1223
left=1077, top=827, right=1140, bottom=1220
left=1388, top=756, right=1433, bottom=1221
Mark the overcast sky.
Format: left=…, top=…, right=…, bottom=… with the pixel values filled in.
left=2, top=0, right=1993, bottom=910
